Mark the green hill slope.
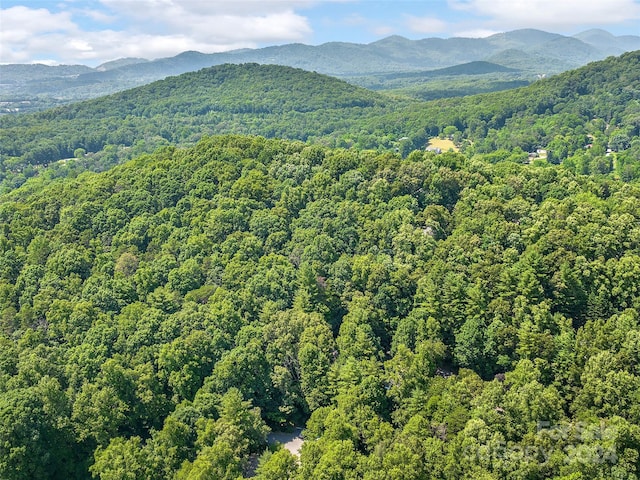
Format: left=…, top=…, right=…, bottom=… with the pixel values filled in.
left=355, top=61, right=527, bottom=100
left=486, top=48, right=576, bottom=74
left=376, top=61, right=519, bottom=81
left=402, top=50, right=640, bottom=161
left=348, top=50, right=640, bottom=176
left=2, top=50, right=640, bottom=192
left=1, top=133, right=640, bottom=479
left=0, top=63, right=405, bottom=184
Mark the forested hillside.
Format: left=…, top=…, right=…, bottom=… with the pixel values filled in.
left=3, top=28, right=638, bottom=113
left=405, top=50, right=640, bottom=154
left=0, top=63, right=404, bottom=191
left=394, top=50, right=640, bottom=178
left=1, top=134, right=640, bottom=479
left=3, top=51, right=638, bottom=194
left=346, top=61, right=529, bottom=100
left=1, top=49, right=640, bottom=480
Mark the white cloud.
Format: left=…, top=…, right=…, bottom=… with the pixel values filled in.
left=98, top=0, right=316, bottom=44
left=406, top=15, right=448, bottom=34
left=77, top=8, right=118, bottom=24
left=0, top=6, right=75, bottom=44
left=0, top=6, right=79, bottom=62
left=100, top=0, right=316, bottom=17
left=449, top=0, right=640, bottom=30
left=0, top=1, right=316, bottom=65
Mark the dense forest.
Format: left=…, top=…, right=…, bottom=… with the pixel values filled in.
left=0, top=50, right=639, bottom=480
left=1, top=51, right=639, bottom=193
left=0, top=64, right=404, bottom=191
left=2, top=133, right=640, bottom=479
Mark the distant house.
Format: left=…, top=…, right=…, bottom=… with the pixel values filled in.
left=425, top=146, right=442, bottom=154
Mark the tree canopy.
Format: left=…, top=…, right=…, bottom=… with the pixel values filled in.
left=0, top=130, right=639, bottom=478
left=1, top=49, right=640, bottom=480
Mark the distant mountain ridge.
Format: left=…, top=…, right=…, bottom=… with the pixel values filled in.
left=1, top=49, right=639, bottom=194
left=96, top=57, right=149, bottom=71
left=2, top=50, right=639, bottom=169
left=378, top=61, right=518, bottom=80
left=1, top=28, right=639, bottom=113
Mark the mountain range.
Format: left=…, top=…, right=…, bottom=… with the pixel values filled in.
left=2, top=28, right=639, bottom=114
left=1, top=17, right=640, bottom=479
left=2, top=49, right=638, bottom=188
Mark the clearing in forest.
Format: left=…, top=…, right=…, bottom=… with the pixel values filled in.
left=427, top=137, right=459, bottom=152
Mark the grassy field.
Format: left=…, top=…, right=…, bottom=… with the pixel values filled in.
left=427, top=137, right=459, bottom=152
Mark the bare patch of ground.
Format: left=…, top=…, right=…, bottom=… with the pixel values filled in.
left=267, top=427, right=304, bottom=456
left=427, top=138, right=459, bottom=152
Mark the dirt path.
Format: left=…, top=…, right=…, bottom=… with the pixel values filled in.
left=267, top=427, right=304, bottom=456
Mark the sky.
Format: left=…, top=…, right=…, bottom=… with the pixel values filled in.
left=1, top=0, right=639, bottom=66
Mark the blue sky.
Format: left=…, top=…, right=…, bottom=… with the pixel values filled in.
left=1, top=0, right=639, bottom=66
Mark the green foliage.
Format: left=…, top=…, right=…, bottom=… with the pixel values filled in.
left=1, top=49, right=640, bottom=479
left=0, top=133, right=638, bottom=477
left=254, top=448, right=298, bottom=480
left=3, top=52, right=640, bottom=194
